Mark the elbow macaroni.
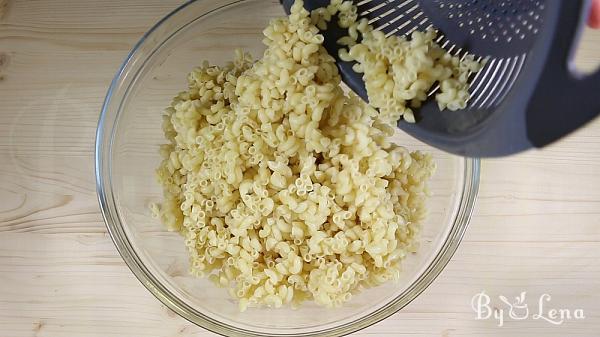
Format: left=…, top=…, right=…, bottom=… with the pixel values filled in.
left=321, top=1, right=484, bottom=123
left=154, top=0, right=438, bottom=311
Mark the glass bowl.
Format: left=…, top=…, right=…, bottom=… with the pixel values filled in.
left=95, top=0, right=480, bottom=336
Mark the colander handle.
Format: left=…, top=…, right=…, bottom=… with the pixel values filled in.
left=526, top=0, right=600, bottom=147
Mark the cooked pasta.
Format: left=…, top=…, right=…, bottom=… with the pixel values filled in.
left=326, top=1, right=485, bottom=122
left=151, top=0, right=457, bottom=311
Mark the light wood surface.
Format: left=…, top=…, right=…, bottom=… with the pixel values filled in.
left=1, top=1, right=600, bottom=336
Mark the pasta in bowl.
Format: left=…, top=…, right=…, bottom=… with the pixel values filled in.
left=96, top=0, right=479, bottom=335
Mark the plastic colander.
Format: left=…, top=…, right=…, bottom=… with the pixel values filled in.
left=282, top=0, right=600, bottom=156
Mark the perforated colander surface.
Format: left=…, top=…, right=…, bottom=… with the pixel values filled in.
left=356, top=0, right=548, bottom=110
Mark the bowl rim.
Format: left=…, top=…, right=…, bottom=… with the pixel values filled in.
left=95, top=0, right=481, bottom=336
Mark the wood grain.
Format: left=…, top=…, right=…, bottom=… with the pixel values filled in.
left=1, top=1, right=600, bottom=336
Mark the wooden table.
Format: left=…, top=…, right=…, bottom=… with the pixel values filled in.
left=1, top=1, right=600, bottom=336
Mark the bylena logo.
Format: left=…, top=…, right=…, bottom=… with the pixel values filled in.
left=471, top=291, right=585, bottom=327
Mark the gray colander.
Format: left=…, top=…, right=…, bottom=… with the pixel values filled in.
left=282, top=0, right=600, bottom=157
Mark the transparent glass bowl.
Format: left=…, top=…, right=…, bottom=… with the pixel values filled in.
left=95, top=0, right=480, bottom=336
